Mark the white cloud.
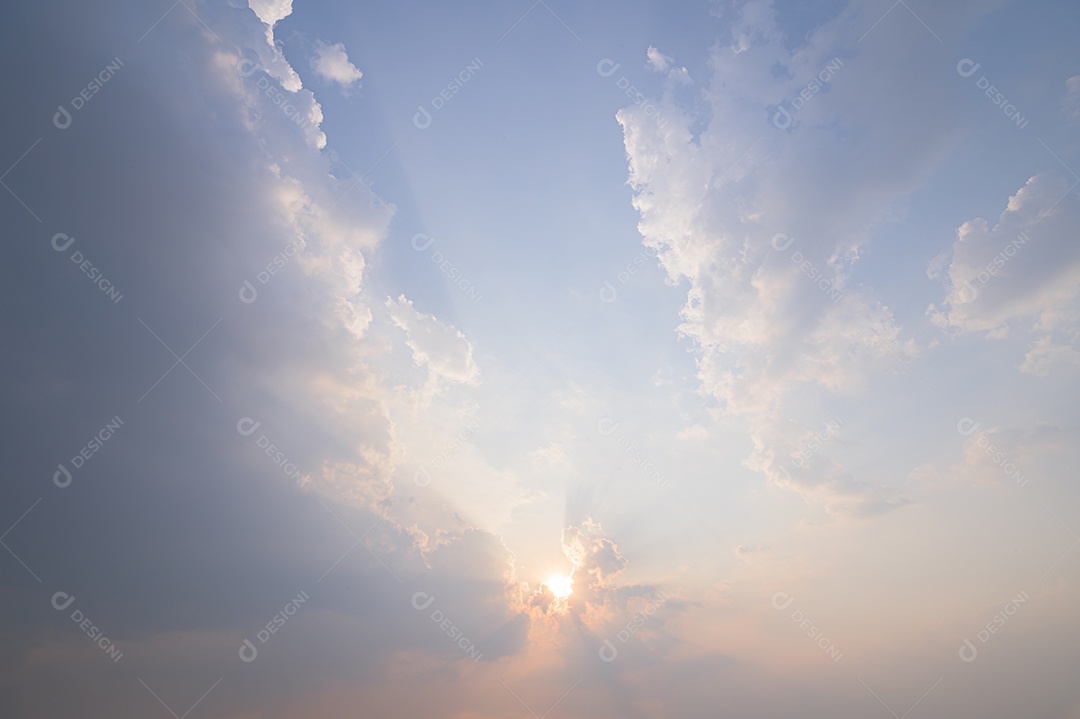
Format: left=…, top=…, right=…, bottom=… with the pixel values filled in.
left=12, top=1, right=1080, bottom=715
left=248, top=0, right=293, bottom=28
left=929, top=172, right=1080, bottom=341
left=312, top=40, right=364, bottom=88
left=387, top=295, right=480, bottom=389
left=646, top=45, right=691, bottom=83
left=616, top=0, right=970, bottom=514
left=245, top=0, right=303, bottom=91
left=1064, top=75, right=1080, bottom=123
left=248, top=0, right=293, bottom=41
left=561, top=518, right=628, bottom=585
left=1021, top=335, right=1080, bottom=376
left=646, top=46, right=671, bottom=72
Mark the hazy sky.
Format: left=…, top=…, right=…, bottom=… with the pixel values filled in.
left=2, top=0, right=1080, bottom=717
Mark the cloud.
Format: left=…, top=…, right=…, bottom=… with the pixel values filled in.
left=528, top=442, right=567, bottom=467
left=1021, top=335, right=1080, bottom=377
left=227, top=57, right=322, bottom=146
left=516, top=517, right=680, bottom=656
left=248, top=0, right=293, bottom=29
left=733, top=543, right=769, bottom=561
left=562, top=518, right=628, bottom=586
left=388, top=295, right=480, bottom=390
left=7, top=1, right=1080, bottom=716
left=645, top=46, right=690, bottom=82
left=1065, top=75, right=1080, bottom=123
left=953, top=421, right=1071, bottom=488
left=0, top=2, right=541, bottom=712
left=929, top=172, right=1080, bottom=343
left=246, top=0, right=302, bottom=90
left=645, top=46, right=672, bottom=72
left=312, top=40, right=364, bottom=88
left=616, top=0, right=973, bottom=514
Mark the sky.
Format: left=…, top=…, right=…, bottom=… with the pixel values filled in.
left=1, top=0, right=1079, bottom=716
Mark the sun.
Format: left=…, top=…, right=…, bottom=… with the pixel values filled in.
left=543, top=573, right=574, bottom=600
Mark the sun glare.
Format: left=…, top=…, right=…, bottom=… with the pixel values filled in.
left=543, top=573, right=573, bottom=600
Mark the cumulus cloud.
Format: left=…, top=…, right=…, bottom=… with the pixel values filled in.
left=929, top=172, right=1080, bottom=345
left=517, top=517, right=679, bottom=649
left=646, top=45, right=690, bottom=82
left=246, top=0, right=302, bottom=91
left=8, top=1, right=1080, bottom=716
left=562, top=518, right=628, bottom=585
left=645, top=46, right=671, bottom=72
left=388, top=295, right=480, bottom=390
left=0, top=2, right=540, bottom=712
left=312, top=39, right=364, bottom=88
left=1021, top=335, right=1080, bottom=376
left=616, top=0, right=965, bottom=514
left=248, top=0, right=293, bottom=29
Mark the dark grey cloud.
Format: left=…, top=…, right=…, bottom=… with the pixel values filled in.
left=0, top=1, right=528, bottom=715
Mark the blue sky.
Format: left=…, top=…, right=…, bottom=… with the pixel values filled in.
left=2, top=0, right=1080, bottom=717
